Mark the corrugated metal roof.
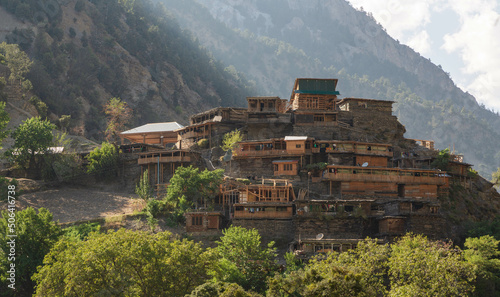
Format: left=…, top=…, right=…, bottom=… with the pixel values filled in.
left=284, top=136, right=309, bottom=141
left=121, top=122, right=184, bottom=135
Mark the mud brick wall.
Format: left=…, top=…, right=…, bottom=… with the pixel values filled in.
left=246, top=122, right=293, bottom=140
left=232, top=218, right=294, bottom=243
left=232, top=158, right=275, bottom=178
left=293, top=216, right=367, bottom=240
left=405, top=214, right=449, bottom=240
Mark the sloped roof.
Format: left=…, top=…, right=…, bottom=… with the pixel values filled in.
left=120, top=122, right=184, bottom=135
left=284, top=136, right=310, bottom=141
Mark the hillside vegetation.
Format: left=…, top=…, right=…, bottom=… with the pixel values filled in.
left=0, top=0, right=254, bottom=140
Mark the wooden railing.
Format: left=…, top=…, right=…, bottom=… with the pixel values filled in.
left=138, top=156, right=191, bottom=165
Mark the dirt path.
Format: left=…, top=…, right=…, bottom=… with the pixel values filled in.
left=16, top=187, right=144, bottom=223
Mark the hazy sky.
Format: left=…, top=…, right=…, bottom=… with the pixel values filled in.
left=348, top=0, right=500, bottom=113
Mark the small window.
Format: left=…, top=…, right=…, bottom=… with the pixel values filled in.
left=192, top=216, right=202, bottom=225
left=296, top=144, right=302, bottom=148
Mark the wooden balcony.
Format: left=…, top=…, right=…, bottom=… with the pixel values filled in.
left=325, top=166, right=448, bottom=185
left=137, top=150, right=193, bottom=165
left=234, top=149, right=288, bottom=158
left=138, top=156, right=191, bottom=165
left=312, top=142, right=393, bottom=157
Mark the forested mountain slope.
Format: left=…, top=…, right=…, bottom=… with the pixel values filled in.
left=162, top=0, right=500, bottom=179
left=0, top=0, right=254, bottom=140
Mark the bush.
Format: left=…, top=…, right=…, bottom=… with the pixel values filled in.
left=86, top=142, right=118, bottom=179
left=146, top=198, right=163, bottom=218
left=198, top=138, right=209, bottom=149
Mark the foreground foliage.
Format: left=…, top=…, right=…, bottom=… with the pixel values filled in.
left=209, top=226, right=278, bottom=294
left=269, top=235, right=476, bottom=297
left=0, top=208, right=61, bottom=297
left=33, top=229, right=212, bottom=297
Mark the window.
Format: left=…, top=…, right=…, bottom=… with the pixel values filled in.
left=284, top=164, right=294, bottom=171
left=273, top=164, right=279, bottom=171
left=296, top=144, right=302, bottom=148
left=192, top=216, right=202, bottom=225
left=314, top=115, right=324, bottom=122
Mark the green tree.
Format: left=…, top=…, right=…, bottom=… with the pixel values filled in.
left=188, top=281, right=263, bottom=297
left=388, top=234, right=475, bottom=296
left=104, top=97, right=132, bottom=143
left=33, top=229, right=212, bottom=297
left=9, top=116, right=55, bottom=172
left=85, top=142, right=119, bottom=179
left=0, top=102, right=9, bottom=149
left=431, top=148, right=451, bottom=171
left=268, top=238, right=388, bottom=296
left=209, top=226, right=277, bottom=293
left=135, top=169, right=153, bottom=201
left=166, top=166, right=224, bottom=212
left=0, top=42, right=32, bottom=85
left=492, top=168, right=500, bottom=187
left=0, top=208, right=62, bottom=296
left=464, top=235, right=500, bottom=296
left=221, top=129, right=243, bottom=153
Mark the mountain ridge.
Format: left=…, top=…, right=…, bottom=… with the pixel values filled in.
left=161, top=0, right=500, bottom=179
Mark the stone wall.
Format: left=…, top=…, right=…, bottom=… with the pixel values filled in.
left=293, top=216, right=367, bottom=240
left=232, top=218, right=294, bottom=243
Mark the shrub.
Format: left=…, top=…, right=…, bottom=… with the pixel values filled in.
left=197, top=138, right=209, bottom=149
left=86, top=142, right=118, bottom=179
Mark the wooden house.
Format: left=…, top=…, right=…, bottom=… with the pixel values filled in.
left=185, top=211, right=223, bottom=233
left=137, top=150, right=200, bottom=195
left=410, top=139, right=435, bottom=150
left=220, top=179, right=296, bottom=219
left=247, top=97, right=288, bottom=113
left=177, top=107, right=247, bottom=149
left=289, top=78, right=340, bottom=126
left=337, top=98, right=394, bottom=115
left=273, top=160, right=299, bottom=176
left=120, top=122, right=183, bottom=146
left=290, top=78, right=339, bottom=111
left=325, top=166, right=449, bottom=199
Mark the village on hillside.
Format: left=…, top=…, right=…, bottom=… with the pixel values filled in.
left=116, top=77, right=495, bottom=256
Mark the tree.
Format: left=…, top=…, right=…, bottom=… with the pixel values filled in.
left=165, top=166, right=224, bottom=212
left=33, top=229, right=212, bottom=297
left=135, top=169, right=153, bottom=201
left=0, top=42, right=32, bottom=85
left=0, top=102, right=9, bottom=149
left=9, top=116, right=55, bottom=172
left=209, top=226, right=277, bottom=293
left=188, top=281, right=263, bottom=297
left=221, top=129, right=243, bottom=153
left=0, top=207, right=62, bottom=296
left=492, top=168, right=500, bottom=187
left=464, top=236, right=500, bottom=296
left=85, top=142, right=119, bottom=179
left=431, top=148, right=451, bottom=171
left=388, top=234, right=475, bottom=296
left=104, top=97, right=132, bottom=143
left=268, top=238, right=388, bottom=296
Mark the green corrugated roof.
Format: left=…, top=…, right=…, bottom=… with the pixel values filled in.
left=296, top=79, right=339, bottom=95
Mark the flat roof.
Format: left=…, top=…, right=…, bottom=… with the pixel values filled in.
left=121, top=122, right=183, bottom=135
